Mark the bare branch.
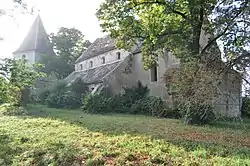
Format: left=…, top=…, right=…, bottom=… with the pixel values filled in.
left=200, top=1, right=249, bottom=54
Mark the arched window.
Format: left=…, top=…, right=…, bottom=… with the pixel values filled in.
left=89, top=61, right=93, bottom=68
left=101, top=57, right=105, bottom=64
left=116, top=52, right=121, bottom=60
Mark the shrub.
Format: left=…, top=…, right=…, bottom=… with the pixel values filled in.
left=242, top=97, right=250, bottom=117
left=58, top=91, right=82, bottom=109
left=119, top=81, right=149, bottom=108
left=49, top=80, right=68, bottom=93
left=164, top=108, right=182, bottom=119
left=44, top=80, right=89, bottom=109
left=131, top=96, right=166, bottom=117
left=45, top=91, right=82, bottom=109
left=38, top=88, right=50, bottom=104
left=82, top=93, right=112, bottom=114
left=70, top=78, right=89, bottom=96
left=0, top=104, right=27, bottom=116
left=20, top=87, right=31, bottom=106
left=180, top=103, right=215, bottom=125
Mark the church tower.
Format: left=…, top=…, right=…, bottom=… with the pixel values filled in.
left=13, top=15, right=55, bottom=63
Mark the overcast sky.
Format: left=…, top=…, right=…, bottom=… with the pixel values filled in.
left=0, top=0, right=105, bottom=58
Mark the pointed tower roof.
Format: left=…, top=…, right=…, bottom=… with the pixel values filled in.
left=13, top=15, right=54, bottom=55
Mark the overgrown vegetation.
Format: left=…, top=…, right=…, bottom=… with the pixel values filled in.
left=0, top=104, right=27, bottom=116
left=97, top=0, right=247, bottom=124
left=0, top=59, right=45, bottom=106
left=37, top=78, right=89, bottom=109
left=0, top=105, right=249, bottom=165
left=242, top=97, right=250, bottom=117
left=165, top=61, right=218, bottom=124
left=82, top=81, right=168, bottom=118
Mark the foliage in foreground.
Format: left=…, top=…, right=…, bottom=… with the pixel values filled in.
left=0, top=59, right=45, bottom=106
left=0, top=106, right=249, bottom=165
left=0, top=104, right=27, bottom=116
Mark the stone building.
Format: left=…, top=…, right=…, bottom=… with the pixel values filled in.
left=66, top=35, right=242, bottom=118
left=13, top=15, right=55, bottom=62
left=13, top=15, right=241, bottom=118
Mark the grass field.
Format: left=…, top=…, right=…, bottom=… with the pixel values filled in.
left=0, top=105, right=249, bottom=165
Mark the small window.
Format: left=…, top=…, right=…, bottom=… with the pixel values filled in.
left=22, top=54, right=26, bottom=59
left=80, top=64, right=83, bottom=70
left=89, top=61, right=93, bottom=68
left=150, top=65, right=158, bottom=82
left=101, top=57, right=105, bottom=64
left=116, top=52, right=121, bottom=60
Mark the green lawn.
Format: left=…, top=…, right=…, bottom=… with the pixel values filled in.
left=0, top=105, right=249, bottom=165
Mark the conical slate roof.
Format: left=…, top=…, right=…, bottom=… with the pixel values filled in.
left=13, top=15, right=54, bottom=55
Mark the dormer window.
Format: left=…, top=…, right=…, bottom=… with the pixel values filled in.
left=116, top=52, right=121, bottom=60
left=101, top=57, right=105, bottom=64
left=89, top=61, right=93, bottom=68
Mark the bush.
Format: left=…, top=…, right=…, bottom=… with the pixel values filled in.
left=179, top=103, right=215, bottom=125
left=57, top=91, right=82, bottom=109
left=70, top=78, right=89, bottom=95
left=242, top=97, right=250, bottom=117
left=119, top=81, right=149, bottom=108
left=0, top=104, right=27, bottom=116
left=82, top=93, right=112, bottom=114
left=38, top=88, right=50, bottom=104
left=44, top=80, right=89, bottom=109
left=20, top=87, right=30, bottom=106
left=164, top=108, right=182, bottom=119
left=46, top=91, right=82, bottom=109
left=131, top=96, right=166, bottom=117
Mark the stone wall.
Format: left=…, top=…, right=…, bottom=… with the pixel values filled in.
left=214, top=71, right=242, bottom=117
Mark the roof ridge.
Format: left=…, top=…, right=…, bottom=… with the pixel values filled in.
left=34, top=15, right=40, bottom=50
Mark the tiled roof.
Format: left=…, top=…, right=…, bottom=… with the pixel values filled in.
left=75, top=35, right=116, bottom=63
left=65, top=61, right=121, bottom=84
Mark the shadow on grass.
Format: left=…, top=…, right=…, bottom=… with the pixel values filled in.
left=210, top=118, right=250, bottom=131
left=23, top=104, right=250, bottom=159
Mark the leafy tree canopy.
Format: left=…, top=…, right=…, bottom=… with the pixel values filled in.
left=40, top=27, right=91, bottom=79
left=97, top=0, right=250, bottom=70
left=0, top=58, right=45, bottom=104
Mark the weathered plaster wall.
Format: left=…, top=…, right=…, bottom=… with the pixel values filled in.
left=132, top=52, right=173, bottom=102
left=103, top=52, right=178, bottom=103
left=215, top=71, right=242, bottom=117
left=103, top=55, right=137, bottom=94
left=75, top=49, right=130, bottom=71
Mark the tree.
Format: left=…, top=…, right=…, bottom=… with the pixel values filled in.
left=40, top=27, right=91, bottom=79
left=0, top=58, right=45, bottom=105
left=97, top=0, right=250, bottom=70
left=97, top=0, right=249, bottom=121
